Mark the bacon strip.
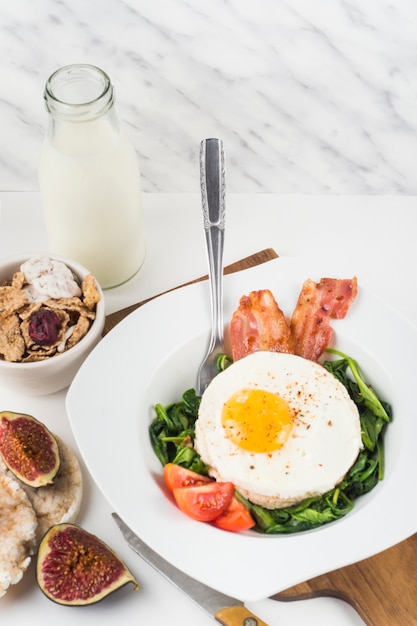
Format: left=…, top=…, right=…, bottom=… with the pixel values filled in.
left=289, top=277, right=358, bottom=361
left=230, top=289, right=291, bottom=361
left=229, top=278, right=358, bottom=363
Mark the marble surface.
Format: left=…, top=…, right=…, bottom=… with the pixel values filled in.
left=2, top=0, right=417, bottom=194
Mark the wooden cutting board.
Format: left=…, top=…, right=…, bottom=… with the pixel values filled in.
left=104, top=248, right=417, bottom=625
left=273, top=532, right=417, bottom=625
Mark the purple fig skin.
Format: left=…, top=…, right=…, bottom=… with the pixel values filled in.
left=36, top=523, right=139, bottom=605
left=0, top=411, right=60, bottom=487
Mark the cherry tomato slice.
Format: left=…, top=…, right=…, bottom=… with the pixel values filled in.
left=212, top=496, right=256, bottom=532
left=173, top=482, right=234, bottom=522
left=163, top=463, right=212, bottom=492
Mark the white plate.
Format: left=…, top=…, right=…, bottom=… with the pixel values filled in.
left=66, top=257, right=417, bottom=601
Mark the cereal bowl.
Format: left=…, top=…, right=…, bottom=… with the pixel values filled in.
left=0, top=254, right=105, bottom=395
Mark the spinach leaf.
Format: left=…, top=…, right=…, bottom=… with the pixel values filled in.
left=149, top=389, right=209, bottom=475
left=325, top=348, right=390, bottom=423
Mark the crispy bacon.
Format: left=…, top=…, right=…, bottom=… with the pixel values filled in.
left=230, top=289, right=291, bottom=361
left=290, top=277, right=358, bottom=361
left=229, top=278, right=358, bottom=363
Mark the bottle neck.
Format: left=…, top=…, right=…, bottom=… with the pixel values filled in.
left=44, top=64, right=115, bottom=123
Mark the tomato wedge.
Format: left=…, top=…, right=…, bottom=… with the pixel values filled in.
left=163, top=463, right=212, bottom=492
left=212, top=496, right=256, bottom=532
left=173, top=482, right=234, bottom=522
left=163, top=464, right=254, bottom=532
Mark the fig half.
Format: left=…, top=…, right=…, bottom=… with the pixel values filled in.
left=37, top=523, right=139, bottom=605
left=0, top=411, right=60, bottom=487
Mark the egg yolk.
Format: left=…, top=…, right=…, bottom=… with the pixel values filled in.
left=221, top=388, right=294, bottom=453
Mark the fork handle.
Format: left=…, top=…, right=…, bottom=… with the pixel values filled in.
left=200, top=138, right=225, bottom=346
left=200, top=138, right=226, bottom=229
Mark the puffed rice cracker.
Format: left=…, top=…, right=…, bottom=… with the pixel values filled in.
left=21, top=435, right=83, bottom=543
left=0, top=462, right=37, bottom=598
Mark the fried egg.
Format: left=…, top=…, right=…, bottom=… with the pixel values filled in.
left=194, top=351, right=362, bottom=509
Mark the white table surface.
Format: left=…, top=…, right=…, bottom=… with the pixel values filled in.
left=1, top=191, right=416, bottom=625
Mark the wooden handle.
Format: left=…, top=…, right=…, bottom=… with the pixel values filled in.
left=215, top=605, right=270, bottom=626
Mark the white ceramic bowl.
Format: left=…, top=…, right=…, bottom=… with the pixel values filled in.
left=0, top=254, right=105, bottom=395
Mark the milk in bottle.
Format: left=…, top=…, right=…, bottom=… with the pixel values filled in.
left=39, top=64, right=145, bottom=289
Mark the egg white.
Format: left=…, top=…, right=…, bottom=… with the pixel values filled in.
left=194, top=351, right=362, bottom=509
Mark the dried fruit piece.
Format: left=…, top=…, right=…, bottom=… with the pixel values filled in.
left=28, top=309, right=62, bottom=345
left=37, top=523, right=139, bottom=605
left=0, top=411, right=60, bottom=487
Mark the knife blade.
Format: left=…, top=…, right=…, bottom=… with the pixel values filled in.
left=112, top=512, right=270, bottom=626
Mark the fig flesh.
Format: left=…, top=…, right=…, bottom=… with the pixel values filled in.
left=0, top=411, right=60, bottom=487
left=36, top=523, right=138, bottom=605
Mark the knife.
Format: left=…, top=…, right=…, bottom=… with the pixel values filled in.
left=112, top=512, right=269, bottom=626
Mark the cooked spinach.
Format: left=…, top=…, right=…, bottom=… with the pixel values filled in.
left=149, top=351, right=392, bottom=534
left=150, top=389, right=207, bottom=474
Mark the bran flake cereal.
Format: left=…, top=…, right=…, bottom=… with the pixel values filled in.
left=0, top=257, right=101, bottom=363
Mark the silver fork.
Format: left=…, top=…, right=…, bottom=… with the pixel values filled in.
left=196, top=138, right=226, bottom=396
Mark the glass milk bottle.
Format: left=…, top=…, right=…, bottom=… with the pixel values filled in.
left=39, top=64, right=146, bottom=289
